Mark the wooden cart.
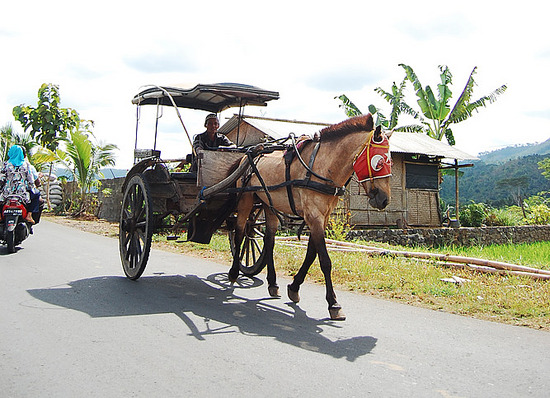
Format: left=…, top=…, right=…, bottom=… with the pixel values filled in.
left=119, top=83, right=280, bottom=280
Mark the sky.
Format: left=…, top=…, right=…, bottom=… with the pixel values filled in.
left=1, top=0, right=550, bottom=169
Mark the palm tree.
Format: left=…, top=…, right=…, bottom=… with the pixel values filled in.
left=1, top=123, right=40, bottom=162
left=35, top=122, right=118, bottom=214
left=337, top=77, right=425, bottom=131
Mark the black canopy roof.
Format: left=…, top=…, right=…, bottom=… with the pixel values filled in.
left=132, top=82, right=279, bottom=113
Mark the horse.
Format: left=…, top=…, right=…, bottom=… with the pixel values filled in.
left=228, top=113, right=392, bottom=320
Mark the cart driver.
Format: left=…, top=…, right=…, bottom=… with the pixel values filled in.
left=189, top=113, right=235, bottom=172
left=192, top=113, right=235, bottom=151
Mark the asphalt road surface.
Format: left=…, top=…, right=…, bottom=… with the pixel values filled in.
left=1, top=220, right=549, bottom=397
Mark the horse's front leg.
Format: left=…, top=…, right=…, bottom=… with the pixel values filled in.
left=307, top=219, right=346, bottom=320
left=263, top=205, right=280, bottom=297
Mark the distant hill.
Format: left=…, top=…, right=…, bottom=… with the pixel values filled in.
left=478, top=137, right=550, bottom=164
left=53, top=167, right=129, bottom=180
left=440, top=153, right=550, bottom=207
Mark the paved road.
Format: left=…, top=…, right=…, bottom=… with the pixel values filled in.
left=1, top=220, right=549, bottom=397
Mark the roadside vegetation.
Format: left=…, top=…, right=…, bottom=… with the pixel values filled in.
left=143, top=229, right=550, bottom=331
left=3, top=83, right=118, bottom=216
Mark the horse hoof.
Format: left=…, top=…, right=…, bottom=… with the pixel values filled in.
left=228, top=271, right=239, bottom=283
left=268, top=285, right=280, bottom=297
left=329, top=307, right=346, bottom=321
left=287, top=285, right=300, bottom=303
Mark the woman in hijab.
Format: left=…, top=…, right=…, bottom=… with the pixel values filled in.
left=0, top=145, right=37, bottom=223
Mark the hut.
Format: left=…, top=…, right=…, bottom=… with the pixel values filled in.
left=219, top=115, right=476, bottom=227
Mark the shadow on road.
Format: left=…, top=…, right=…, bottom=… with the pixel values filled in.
left=27, top=273, right=376, bottom=361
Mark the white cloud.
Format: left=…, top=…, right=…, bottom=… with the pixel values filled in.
left=1, top=1, right=549, bottom=168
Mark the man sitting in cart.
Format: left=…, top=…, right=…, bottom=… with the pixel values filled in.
left=189, top=113, right=235, bottom=171
left=193, top=113, right=235, bottom=150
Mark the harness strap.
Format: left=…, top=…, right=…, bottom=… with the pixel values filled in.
left=285, top=155, right=299, bottom=216
left=246, top=151, right=285, bottom=225
left=227, top=179, right=345, bottom=196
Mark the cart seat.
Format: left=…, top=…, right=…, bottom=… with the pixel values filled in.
left=170, top=172, right=197, bottom=181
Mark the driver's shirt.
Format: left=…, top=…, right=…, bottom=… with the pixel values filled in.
left=193, top=132, right=234, bottom=150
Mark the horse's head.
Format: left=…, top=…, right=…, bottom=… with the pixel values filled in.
left=353, top=125, right=392, bottom=210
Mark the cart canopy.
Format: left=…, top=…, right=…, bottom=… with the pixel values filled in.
left=132, top=83, right=279, bottom=113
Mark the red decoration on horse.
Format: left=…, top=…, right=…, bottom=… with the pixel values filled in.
left=353, top=126, right=392, bottom=182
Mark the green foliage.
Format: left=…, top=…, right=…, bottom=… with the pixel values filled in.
left=484, top=207, right=524, bottom=226
left=398, top=64, right=507, bottom=145
left=336, top=65, right=507, bottom=147
left=539, top=157, right=550, bottom=180
left=1, top=123, right=39, bottom=163
left=525, top=204, right=550, bottom=225
left=335, top=94, right=362, bottom=118
left=12, top=83, right=80, bottom=151
left=35, top=121, right=118, bottom=214
left=459, top=202, right=487, bottom=227
left=326, top=199, right=352, bottom=241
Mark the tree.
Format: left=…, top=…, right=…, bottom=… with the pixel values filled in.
left=35, top=121, right=118, bottom=214
left=13, top=83, right=81, bottom=209
left=497, top=176, right=530, bottom=217
left=1, top=123, right=15, bottom=161
left=12, top=83, right=80, bottom=151
left=336, top=65, right=508, bottom=146
left=1, top=123, right=39, bottom=162
left=539, top=157, right=550, bottom=180
left=398, top=64, right=507, bottom=145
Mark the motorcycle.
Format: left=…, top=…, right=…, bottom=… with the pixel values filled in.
left=0, top=194, right=34, bottom=253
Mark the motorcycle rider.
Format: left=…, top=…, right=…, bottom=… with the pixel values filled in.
left=0, top=145, right=36, bottom=224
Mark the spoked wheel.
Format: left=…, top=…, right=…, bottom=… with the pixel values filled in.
left=229, top=204, right=268, bottom=276
left=119, top=175, right=153, bottom=280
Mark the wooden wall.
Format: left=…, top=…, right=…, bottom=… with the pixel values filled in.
left=224, top=123, right=442, bottom=227
left=344, top=153, right=441, bottom=227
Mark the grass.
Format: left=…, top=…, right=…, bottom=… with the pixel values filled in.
left=158, top=232, right=550, bottom=331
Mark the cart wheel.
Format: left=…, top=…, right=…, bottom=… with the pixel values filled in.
left=229, top=204, right=267, bottom=276
left=119, top=175, right=153, bottom=280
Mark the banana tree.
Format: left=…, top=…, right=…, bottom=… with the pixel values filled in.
left=399, top=64, right=507, bottom=145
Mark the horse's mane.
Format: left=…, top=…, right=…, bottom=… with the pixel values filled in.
left=319, top=114, right=374, bottom=142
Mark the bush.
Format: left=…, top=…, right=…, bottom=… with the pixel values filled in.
left=459, top=202, right=487, bottom=227
left=525, top=204, right=550, bottom=225
left=484, top=207, right=524, bottom=226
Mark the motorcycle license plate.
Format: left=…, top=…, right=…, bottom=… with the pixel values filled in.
left=3, top=208, right=23, bottom=216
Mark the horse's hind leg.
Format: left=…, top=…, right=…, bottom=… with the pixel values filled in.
left=263, top=205, right=280, bottom=297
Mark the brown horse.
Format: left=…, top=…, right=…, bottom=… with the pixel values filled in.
left=228, top=114, right=392, bottom=320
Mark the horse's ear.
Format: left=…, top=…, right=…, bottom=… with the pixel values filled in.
left=365, top=113, right=374, bottom=132
left=374, top=125, right=382, bottom=140
left=385, top=129, right=394, bottom=139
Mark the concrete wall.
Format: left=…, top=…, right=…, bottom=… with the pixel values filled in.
left=347, top=225, right=550, bottom=247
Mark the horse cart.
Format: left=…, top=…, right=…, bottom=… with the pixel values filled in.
left=119, top=82, right=393, bottom=320
left=119, top=83, right=281, bottom=280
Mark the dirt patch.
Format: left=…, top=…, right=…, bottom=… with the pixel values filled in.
left=43, top=213, right=119, bottom=238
